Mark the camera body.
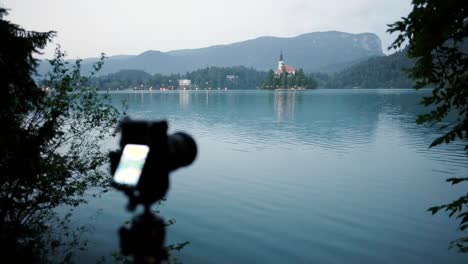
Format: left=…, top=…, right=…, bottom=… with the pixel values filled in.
left=110, top=118, right=170, bottom=209
left=110, top=117, right=197, bottom=209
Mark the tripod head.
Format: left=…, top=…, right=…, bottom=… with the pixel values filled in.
left=109, top=117, right=197, bottom=263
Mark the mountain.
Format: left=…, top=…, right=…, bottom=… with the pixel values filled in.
left=324, top=49, right=416, bottom=88
left=37, top=31, right=384, bottom=76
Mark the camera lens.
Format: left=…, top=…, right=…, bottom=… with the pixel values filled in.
left=168, top=132, right=197, bottom=171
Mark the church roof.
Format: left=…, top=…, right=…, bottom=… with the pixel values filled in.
left=276, top=65, right=295, bottom=74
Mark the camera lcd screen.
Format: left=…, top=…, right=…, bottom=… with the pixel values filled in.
left=113, top=144, right=150, bottom=186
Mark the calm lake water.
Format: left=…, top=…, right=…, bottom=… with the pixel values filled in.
left=75, top=89, right=467, bottom=263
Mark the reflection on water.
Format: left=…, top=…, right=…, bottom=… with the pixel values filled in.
left=274, top=91, right=296, bottom=121
left=180, top=90, right=189, bottom=106
left=78, top=89, right=467, bottom=264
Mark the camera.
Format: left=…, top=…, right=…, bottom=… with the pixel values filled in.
left=109, top=117, right=197, bottom=262
left=110, top=117, right=197, bottom=209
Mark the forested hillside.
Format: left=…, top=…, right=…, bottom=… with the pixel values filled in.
left=324, top=50, right=415, bottom=88
left=88, top=66, right=266, bottom=90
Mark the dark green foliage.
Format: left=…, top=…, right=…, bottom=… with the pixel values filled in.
left=306, top=50, right=415, bottom=89
left=148, top=72, right=182, bottom=89
left=260, top=69, right=318, bottom=89
left=89, top=66, right=267, bottom=90
left=309, top=72, right=330, bottom=88
left=186, top=66, right=267, bottom=89
left=0, top=8, right=121, bottom=261
left=325, top=50, right=415, bottom=88
left=88, top=69, right=152, bottom=89
left=388, top=0, right=468, bottom=252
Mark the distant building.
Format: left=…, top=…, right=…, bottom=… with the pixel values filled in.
left=178, top=79, right=191, bottom=89
left=226, top=75, right=239, bottom=81
left=275, top=51, right=295, bottom=75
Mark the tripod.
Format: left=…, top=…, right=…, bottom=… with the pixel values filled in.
left=110, top=118, right=197, bottom=263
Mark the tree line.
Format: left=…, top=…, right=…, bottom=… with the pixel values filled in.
left=87, top=52, right=418, bottom=90
left=87, top=66, right=268, bottom=90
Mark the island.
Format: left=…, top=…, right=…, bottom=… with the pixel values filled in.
left=260, top=52, right=318, bottom=90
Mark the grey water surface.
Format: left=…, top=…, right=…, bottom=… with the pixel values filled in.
left=76, top=89, right=467, bottom=263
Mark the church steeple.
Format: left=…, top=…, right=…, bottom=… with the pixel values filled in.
left=276, top=51, right=295, bottom=75
left=278, top=50, right=285, bottom=72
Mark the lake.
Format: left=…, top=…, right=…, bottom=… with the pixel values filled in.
left=75, top=89, right=467, bottom=263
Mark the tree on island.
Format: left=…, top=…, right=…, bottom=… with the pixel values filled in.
left=0, top=8, right=121, bottom=262
left=389, top=0, right=468, bottom=252
left=260, top=68, right=317, bottom=89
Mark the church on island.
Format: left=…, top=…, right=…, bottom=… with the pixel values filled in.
left=260, top=51, right=317, bottom=90
left=275, top=51, right=295, bottom=76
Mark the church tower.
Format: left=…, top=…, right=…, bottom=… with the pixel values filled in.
left=275, top=51, right=295, bottom=76
left=278, top=51, right=285, bottom=71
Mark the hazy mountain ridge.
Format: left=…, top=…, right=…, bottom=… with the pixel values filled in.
left=37, top=31, right=384, bottom=76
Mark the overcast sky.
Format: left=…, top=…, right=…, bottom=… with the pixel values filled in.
left=1, top=0, right=412, bottom=59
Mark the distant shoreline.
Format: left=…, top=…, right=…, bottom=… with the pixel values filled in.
left=98, top=88, right=425, bottom=94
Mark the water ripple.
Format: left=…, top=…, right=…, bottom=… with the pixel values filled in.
left=81, top=90, right=468, bottom=264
